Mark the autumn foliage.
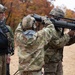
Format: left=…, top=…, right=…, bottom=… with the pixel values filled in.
left=0, top=0, right=54, bottom=31
left=66, top=9, right=75, bottom=19
left=0, top=0, right=75, bottom=31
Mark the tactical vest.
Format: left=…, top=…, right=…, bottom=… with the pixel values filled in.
left=0, top=29, right=8, bottom=54
left=0, top=20, right=12, bottom=54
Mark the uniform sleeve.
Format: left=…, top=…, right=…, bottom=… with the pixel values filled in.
left=7, top=25, right=14, bottom=55
left=33, top=23, right=55, bottom=45
left=15, top=24, right=27, bottom=45
left=49, top=34, right=70, bottom=49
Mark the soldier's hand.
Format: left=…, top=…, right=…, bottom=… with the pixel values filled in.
left=68, top=30, right=75, bottom=37
left=6, top=54, right=11, bottom=64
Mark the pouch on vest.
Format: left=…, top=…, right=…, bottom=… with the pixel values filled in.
left=0, top=30, right=8, bottom=49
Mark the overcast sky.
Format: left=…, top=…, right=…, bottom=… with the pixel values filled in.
left=53, top=0, right=75, bottom=11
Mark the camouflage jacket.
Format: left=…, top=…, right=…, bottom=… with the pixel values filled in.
left=44, top=29, right=70, bottom=62
left=15, top=22, right=58, bottom=71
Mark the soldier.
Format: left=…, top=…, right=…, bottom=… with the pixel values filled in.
left=0, top=4, right=14, bottom=75
left=44, top=7, right=75, bottom=75
left=14, top=14, right=55, bottom=75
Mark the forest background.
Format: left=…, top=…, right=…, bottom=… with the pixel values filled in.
left=0, top=0, right=75, bottom=31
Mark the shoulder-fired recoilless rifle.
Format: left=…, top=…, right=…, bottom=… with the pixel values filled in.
left=32, top=14, right=75, bottom=30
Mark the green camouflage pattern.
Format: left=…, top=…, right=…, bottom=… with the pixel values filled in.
left=44, top=61, right=63, bottom=75
left=44, top=29, right=70, bottom=63
left=50, top=8, right=65, bottom=17
left=6, top=25, right=14, bottom=55
left=15, top=21, right=55, bottom=71
left=6, top=25, right=14, bottom=48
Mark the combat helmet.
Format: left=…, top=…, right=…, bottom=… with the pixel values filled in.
left=49, top=7, right=65, bottom=18
left=22, top=15, right=36, bottom=30
left=0, top=4, right=7, bottom=13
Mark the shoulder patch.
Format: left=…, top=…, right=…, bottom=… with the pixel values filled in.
left=23, top=30, right=36, bottom=39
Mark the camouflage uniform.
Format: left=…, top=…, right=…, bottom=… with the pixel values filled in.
left=0, top=4, right=7, bottom=75
left=44, top=8, right=71, bottom=75
left=14, top=15, right=61, bottom=75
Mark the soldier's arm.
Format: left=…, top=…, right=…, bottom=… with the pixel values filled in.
left=15, top=21, right=56, bottom=47
left=46, top=29, right=75, bottom=48
left=53, top=30, right=75, bottom=47
left=7, top=25, right=14, bottom=55
left=50, top=34, right=70, bottom=48
left=66, top=30, right=75, bottom=45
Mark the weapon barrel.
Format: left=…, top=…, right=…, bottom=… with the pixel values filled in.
left=50, top=19, right=75, bottom=30
left=33, top=14, right=75, bottom=30
left=33, top=14, right=42, bottom=22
